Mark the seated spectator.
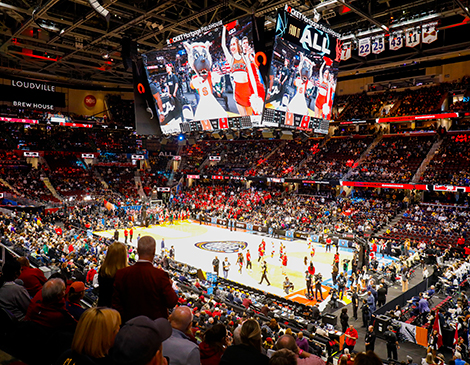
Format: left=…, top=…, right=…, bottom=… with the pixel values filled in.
left=296, top=332, right=309, bottom=353
left=53, top=307, right=121, bottom=365
left=269, top=349, right=298, bottom=365
left=221, top=319, right=269, bottom=365
left=112, top=316, right=172, bottom=365
left=275, top=334, right=325, bottom=365
left=25, top=278, right=77, bottom=330
left=66, top=281, right=86, bottom=321
left=353, top=351, right=382, bottom=365
left=163, top=306, right=200, bottom=365
left=0, top=259, right=31, bottom=320
left=199, top=323, right=232, bottom=365
left=17, top=256, right=47, bottom=297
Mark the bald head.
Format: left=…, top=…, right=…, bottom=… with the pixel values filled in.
left=169, top=306, right=193, bottom=332
left=276, top=334, right=298, bottom=354
left=137, top=236, right=156, bottom=260
left=42, top=278, right=65, bottom=304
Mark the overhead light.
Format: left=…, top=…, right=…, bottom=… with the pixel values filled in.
left=88, top=0, right=111, bottom=22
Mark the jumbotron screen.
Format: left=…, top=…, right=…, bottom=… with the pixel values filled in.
left=142, top=16, right=264, bottom=135
left=261, top=6, right=342, bottom=134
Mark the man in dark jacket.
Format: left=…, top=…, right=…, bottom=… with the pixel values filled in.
left=377, top=283, right=387, bottom=307
left=365, top=325, right=376, bottom=352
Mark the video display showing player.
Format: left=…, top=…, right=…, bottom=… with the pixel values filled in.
left=262, top=6, right=341, bottom=133
left=143, top=17, right=265, bottom=135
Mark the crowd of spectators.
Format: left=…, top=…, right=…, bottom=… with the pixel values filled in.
left=350, top=135, right=436, bottom=183
left=421, top=133, right=470, bottom=185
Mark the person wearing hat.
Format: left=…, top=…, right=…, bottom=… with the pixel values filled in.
left=163, top=306, right=200, bottom=365
left=112, top=316, right=172, bottom=365
left=66, top=281, right=86, bottom=320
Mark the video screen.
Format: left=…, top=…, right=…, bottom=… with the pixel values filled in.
left=142, top=16, right=265, bottom=135
left=261, top=7, right=341, bottom=134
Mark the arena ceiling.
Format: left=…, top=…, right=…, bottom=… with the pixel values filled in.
left=0, top=0, right=469, bottom=88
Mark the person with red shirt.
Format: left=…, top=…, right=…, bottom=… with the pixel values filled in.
left=258, top=244, right=264, bottom=262
left=124, top=229, right=128, bottom=243
left=344, top=324, right=358, bottom=352
left=129, top=227, right=134, bottom=242
left=282, top=254, right=288, bottom=275
left=17, top=257, right=47, bottom=297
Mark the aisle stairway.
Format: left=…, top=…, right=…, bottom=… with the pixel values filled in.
left=375, top=208, right=408, bottom=237
left=41, top=177, right=63, bottom=202
left=411, top=137, right=443, bottom=183
left=0, top=178, right=21, bottom=195
left=341, top=134, right=383, bottom=181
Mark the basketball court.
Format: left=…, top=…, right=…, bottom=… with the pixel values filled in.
left=95, top=220, right=394, bottom=309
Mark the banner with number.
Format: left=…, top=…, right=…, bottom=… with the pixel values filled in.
left=358, top=37, right=371, bottom=57
left=341, top=43, right=352, bottom=61
left=406, top=27, right=420, bottom=48
left=422, top=22, right=438, bottom=44
left=372, top=35, right=385, bottom=55
left=389, top=31, right=403, bottom=51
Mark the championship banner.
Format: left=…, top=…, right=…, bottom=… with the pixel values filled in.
left=358, top=38, right=371, bottom=57
left=389, top=31, right=404, bottom=51
left=406, top=27, right=420, bottom=48
left=422, top=22, right=438, bottom=44
left=341, top=43, right=352, bottom=61
left=372, top=35, right=385, bottom=55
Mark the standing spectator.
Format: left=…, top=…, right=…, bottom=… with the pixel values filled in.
left=367, top=291, right=376, bottom=313
left=351, top=287, right=359, bottom=320
left=98, top=241, right=128, bottom=307
left=223, top=258, right=231, bottom=279
left=86, top=265, right=97, bottom=286
left=344, top=325, right=358, bottom=352
left=212, top=256, right=220, bottom=277
left=361, top=299, right=370, bottom=328
left=384, top=326, right=399, bottom=361
left=295, top=332, right=309, bottom=353
left=402, top=265, right=409, bottom=292
left=364, top=325, right=376, bottom=352
left=340, top=308, right=349, bottom=334
left=0, top=260, right=31, bottom=320
left=112, top=236, right=178, bottom=322
left=199, top=324, right=232, bottom=365
left=377, top=284, right=387, bottom=307
left=163, top=306, right=200, bottom=365
left=17, top=256, right=47, bottom=297
left=428, top=329, right=439, bottom=358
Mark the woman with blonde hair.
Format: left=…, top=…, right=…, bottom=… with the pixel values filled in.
left=54, top=307, right=121, bottom=365
left=221, top=319, right=268, bottom=365
left=98, top=242, right=128, bottom=307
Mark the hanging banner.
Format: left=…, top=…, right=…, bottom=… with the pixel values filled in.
left=389, top=31, right=404, bottom=51
left=422, top=22, right=438, bottom=44
left=341, top=43, right=352, bottom=61
left=358, top=37, right=371, bottom=57
left=406, top=27, right=420, bottom=48
left=372, top=35, right=385, bottom=55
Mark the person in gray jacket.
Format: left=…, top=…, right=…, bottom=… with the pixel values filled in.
left=163, top=306, right=200, bottom=365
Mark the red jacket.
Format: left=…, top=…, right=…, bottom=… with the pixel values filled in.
left=199, top=341, right=224, bottom=365
left=18, top=266, right=47, bottom=297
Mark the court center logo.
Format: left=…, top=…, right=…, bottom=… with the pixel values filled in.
left=195, top=241, right=248, bottom=253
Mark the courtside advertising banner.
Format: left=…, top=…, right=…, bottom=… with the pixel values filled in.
left=261, top=6, right=341, bottom=134
left=143, top=16, right=264, bottom=135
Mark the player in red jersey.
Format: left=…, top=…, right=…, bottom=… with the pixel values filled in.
left=282, top=253, right=288, bottom=275
left=246, top=250, right=252, bottom=272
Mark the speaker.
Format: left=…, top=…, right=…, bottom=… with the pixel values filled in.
left=121, top=37, right=138, bottom=71
left=178, top=139, right=187, bottom=146
left=161, top=138, right=168, bottom=145
left=280, top=131, right=293, bottom=140
left=226, top=133, right=234, bottom=140
left=212, top=132, right=222, bottom=139
left=88, top=0, right=110, bottom=22
left=262, top=130, right=274, bottom=139
left=188, top=138, right=196, bottom=145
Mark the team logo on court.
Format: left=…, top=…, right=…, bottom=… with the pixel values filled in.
left=195, top=241, right=248, bottom=253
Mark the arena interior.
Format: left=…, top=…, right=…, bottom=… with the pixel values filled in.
left=0, top=0, right=470, bottom=365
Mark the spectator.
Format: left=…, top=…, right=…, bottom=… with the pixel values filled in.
left=0, top=259, right=31, bottom=320
left=162, top=306, right=200, bottom=365
left=25, top=278, right=77, bottom=329
left=112, top=316, right=172, bottom=365
left=269, top=349, right=298, bottom=365
left=295, top=332, right=309, bottom=353
left=344, top=325, right=358, bottom=352
left=199, top=323, right=232, bottom=365
left=353, top=352, right=382, bottom=365
left=66, top=281, right=86, bottom=321
left=17, top=256, right=47, bottom=297
left=53, top=307, right=121, bottom=365
left=98, top=241, right=128, bottom=307
left=112, top=236, right=178, bottom=322
left=221, top=319, right=269, bottom=365
left=275, top=334, right=324, bottom=365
